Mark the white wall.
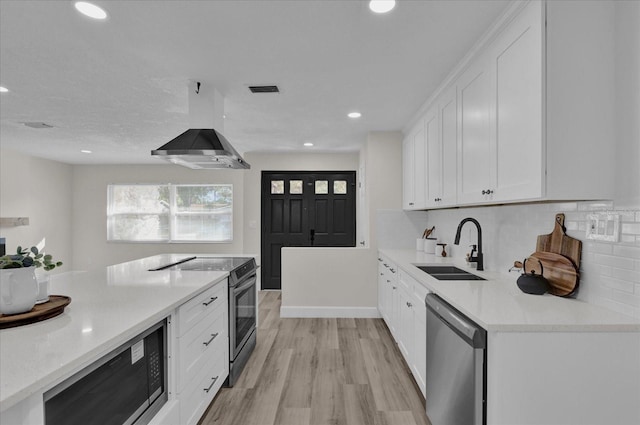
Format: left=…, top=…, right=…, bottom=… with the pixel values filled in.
left=281, top=247, right=378, bottom=317
left=71, top=164, right=245, bottom=270
left=0, top=148, right=72, bottom=272
left=241, top=152, right=359, bottom=258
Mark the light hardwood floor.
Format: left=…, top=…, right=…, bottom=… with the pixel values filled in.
left=200, top=291, right=431, bottom=425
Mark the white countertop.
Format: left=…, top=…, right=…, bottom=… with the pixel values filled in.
left=0, top=254, right=229, bottom=412
left=380, top=249, right=640, bottom=333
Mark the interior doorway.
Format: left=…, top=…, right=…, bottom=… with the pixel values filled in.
left=260, top=171, right=356, bottom=290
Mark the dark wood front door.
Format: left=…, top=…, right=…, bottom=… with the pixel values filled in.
left=261, top=171, right=356, bottom=290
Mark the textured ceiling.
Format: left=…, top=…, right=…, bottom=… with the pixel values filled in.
left=0, top=0, right=510, bottom=165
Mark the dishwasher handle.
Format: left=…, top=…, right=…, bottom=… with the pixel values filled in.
left=426, top=293, right=486, bottom=349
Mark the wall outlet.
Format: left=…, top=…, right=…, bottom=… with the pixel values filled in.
left=586, top=213, right=620, bottom=242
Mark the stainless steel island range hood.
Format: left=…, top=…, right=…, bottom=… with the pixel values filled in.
left=151, top=128, right=250, bottom=169
left=151, top=81, right=250, bottom=170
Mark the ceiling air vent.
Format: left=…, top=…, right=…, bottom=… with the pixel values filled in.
left=22, top=122, right=54, bottom=129
left=248, top=85, right=279, bottom=93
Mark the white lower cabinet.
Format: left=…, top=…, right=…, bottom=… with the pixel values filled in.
left=386, top=265, right=429, bottom=398
left=175, top=280, right=229, bottom=425
left=377, top=255, right=399, bottom=338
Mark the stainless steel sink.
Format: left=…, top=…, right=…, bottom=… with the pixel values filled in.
left=416, top=265, right=486, bottom=281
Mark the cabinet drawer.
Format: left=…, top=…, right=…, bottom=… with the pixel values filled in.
left=177, top=307, right=226, bottom=392
left=176, top=281, right=227, bottom=337
left=179, top=350, right=227, bottom=425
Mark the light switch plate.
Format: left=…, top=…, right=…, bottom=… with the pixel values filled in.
left=586, top=213, right=620, bottom=242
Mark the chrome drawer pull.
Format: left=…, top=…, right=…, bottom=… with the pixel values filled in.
left=203, top=332, right=219, bottom=346
left=204, top=376, right=219, bottom=393
left=202, top=296, right=218, bottom=306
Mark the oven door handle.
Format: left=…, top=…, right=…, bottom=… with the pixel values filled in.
left=233, top=274, right=257, bottom=294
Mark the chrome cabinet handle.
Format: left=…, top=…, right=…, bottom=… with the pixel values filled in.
left=202, top=296, right=218, bottom=306
left=409, top=202, right=414, bottom=206
left=203, top=332, right=219, bottom=346
left=386, top=279, right=391, bottom=283
left=390, top=268, right=395, bottom=273
left=380, top=272, right=384, bottom=276
left=407, top=302, right=413, bottom=308
left=482, top=189, right=494, bottom=195
left=204, top=376, right=219, bottom=393
left=393, top=286, right=397, bottom=290
left=383, top=263, right=389, bottom=268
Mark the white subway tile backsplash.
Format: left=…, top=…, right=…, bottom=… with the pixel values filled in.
left=422, top=201, right=640, bottom=318
left=601, top=275, right=636, bottom=293
left=613, top=244, right=640, bottom=259
left=621, top=222, right=640, bottom=235
left=584, top=242, right=613, bottom=255
left=594, top=254, right=636, bottom=270
left=611, top=290, right=640, bottom=308
left=612, top=267, right=640, bottom=283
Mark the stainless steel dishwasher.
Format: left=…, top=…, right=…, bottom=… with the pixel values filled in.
left=425, top=293, right=486, bottom=425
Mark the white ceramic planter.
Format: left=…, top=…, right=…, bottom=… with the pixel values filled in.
left=0, top=267, right=38, bottom=315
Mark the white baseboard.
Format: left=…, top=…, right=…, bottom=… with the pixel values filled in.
left=279, top=306, right=381, bottom=319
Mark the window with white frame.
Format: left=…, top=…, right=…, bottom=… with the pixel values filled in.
left=107, top=184, right=233, bottom=242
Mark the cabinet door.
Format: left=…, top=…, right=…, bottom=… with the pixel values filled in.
left=402, top=136, right=415, bottom=209
left=397, top=285, right=413, bottom=363
left=425, top=107, right=441, bottom=207
left=413, top=303, right=427, bottom=396
left=413, top=122, right=427, bottom=209
left=439, top=86, right=458, bottom=207
left=377, top=261, right=385, bottom=316
left=457, top=58, right=495, bottom=204
left=491, top=0, right=543, bottom=201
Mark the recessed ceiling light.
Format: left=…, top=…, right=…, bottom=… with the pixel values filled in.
left=81, top=150, right=92, bottom=154
left=369, top=0, right=396, bottom=14
left=303, top=142, right=314, bottom=147
left=0, top=86, right=8, bottom=93
left=74, top=2, right=108, bottom=20
left=348, top=112, right=362, bottom=119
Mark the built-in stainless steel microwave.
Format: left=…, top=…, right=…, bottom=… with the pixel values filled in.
left=44, top=319, right=167, bottom=425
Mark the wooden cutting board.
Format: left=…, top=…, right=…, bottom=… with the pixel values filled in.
left=536, top=213, right=582, bottom=269
left=527, top=252, right=579, bottom=297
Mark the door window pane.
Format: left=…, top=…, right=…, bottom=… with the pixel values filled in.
left=315, top=180, right=328, bottom=194
left=271, top=180, right=284, bottom=194
left=334, top=180, right=347, bottom=194
left=290, top=180, right=303, bottom=194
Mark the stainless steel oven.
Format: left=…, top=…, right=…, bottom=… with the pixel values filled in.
left=150, top=256, right=258, bottom=387
left=226, top=258, right=257, bottom=387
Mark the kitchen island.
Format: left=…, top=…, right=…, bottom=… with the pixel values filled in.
left=0, top=254, right=229, bottom=424
left=379, top=249, right=640, bottom=425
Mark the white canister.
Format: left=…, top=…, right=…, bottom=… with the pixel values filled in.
left=424, top=238, right=437, bottom=254
left=416, top=238, right=425, bottom=251
left=0, top=267, right=38, bottom=315
left=36, top=273, right=51, bottom=304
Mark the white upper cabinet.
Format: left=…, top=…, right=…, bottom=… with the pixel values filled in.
left=403, top=119, right=426, bottom=210
left=402, top=0, right=615, bottom=210
left=457, top=56, right=494, bottom=205
left=402, top=135, right=414, bottom=210
left=490, top=0, right=543, bottom=202
left=438, top=86, right=458, bottom=207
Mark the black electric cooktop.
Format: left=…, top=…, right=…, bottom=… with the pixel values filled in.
left=168, top=256, right=252, bottom=271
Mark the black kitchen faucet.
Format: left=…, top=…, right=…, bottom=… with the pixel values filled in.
left=454, top=217, right=484, bottom=271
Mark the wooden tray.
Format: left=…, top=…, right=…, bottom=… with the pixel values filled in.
left=0, top=295, right=71, bottom=329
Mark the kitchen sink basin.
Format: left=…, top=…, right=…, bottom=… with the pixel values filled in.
left=416, top=265, right=486, bottom=281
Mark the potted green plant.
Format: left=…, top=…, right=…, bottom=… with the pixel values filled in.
left=0, top=246, right=63, bottom=314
